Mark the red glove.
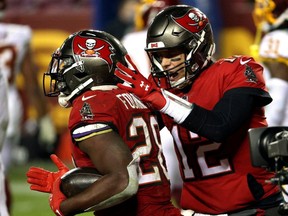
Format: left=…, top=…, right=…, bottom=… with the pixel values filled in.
left=49, top=177, right=66, bottom=216
left=26, top=154, right=69, bottom=193
left=115, top=55, right=167, bottom=110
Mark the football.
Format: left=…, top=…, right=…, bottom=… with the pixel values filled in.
left=60, top=167, right=102, bottom=198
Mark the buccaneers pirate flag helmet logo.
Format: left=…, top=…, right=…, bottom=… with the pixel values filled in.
left=171, top=8, right=209, bottom=33
left=72, top=34, right=114, bottom=70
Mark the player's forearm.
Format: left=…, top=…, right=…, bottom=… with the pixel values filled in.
left=84, top=160, right=138, bottom=212
left=60, top=173, right=129, bottom=215
left=160, top=90, right=254, bottom=142
left=60, top=161, right=138, bottom=215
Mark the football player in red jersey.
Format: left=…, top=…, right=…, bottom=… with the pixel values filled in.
left=114, top=5, right=284, bottom=216
left=26, top=29, right=181, bottom=216
left=122, top=0, right=183, bottom=208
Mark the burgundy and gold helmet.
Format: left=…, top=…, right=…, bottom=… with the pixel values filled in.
left=253, top=0, right=288, bottom=31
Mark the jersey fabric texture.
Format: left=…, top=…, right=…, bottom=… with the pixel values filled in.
left=162, top=56, right=279, bottom=214
left=68, top=86, right=181, bottom=216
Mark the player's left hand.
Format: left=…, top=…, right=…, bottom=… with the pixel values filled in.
left=115, top=55, right=167, bottom=110
left=115, top=54, right=155, bottom=98
left=26, top=154, right=69, bottom=193
left=49, top=177, right=66, bottom=216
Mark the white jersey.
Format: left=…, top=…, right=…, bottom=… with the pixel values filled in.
left=0, top=23, right=32, bottom=174
left=121, top=30, right=150, bottom=78
left=259, top=29, right=288, bottom=202
left=0, top=71, right=8, bottom=151
left=259, top=29, right=288, bottom=127
left=0, top=23, right=31, bottom=137
left=0, top=23, right=31, bottom=84
left=259, top=29, right=288, bottom=60
left=0, top=70, right=9, bottom=216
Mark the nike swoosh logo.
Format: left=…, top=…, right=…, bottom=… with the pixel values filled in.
left=82, top=95, right=96, bottom=101
left=240, top=58, right=251, bottom=65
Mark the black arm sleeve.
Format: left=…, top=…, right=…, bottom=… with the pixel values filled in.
left=181, top=87, right=272, bottom=142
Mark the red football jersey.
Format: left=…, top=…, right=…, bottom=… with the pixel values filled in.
left=162, top=56, right=279, bottom=214
left=68, top=86, right=180, bottom=216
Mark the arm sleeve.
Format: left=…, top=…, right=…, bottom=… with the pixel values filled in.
left=181, top=87, right=270, bottom=142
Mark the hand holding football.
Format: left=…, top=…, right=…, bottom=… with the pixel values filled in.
left=60, top=167, right=102, bottom=198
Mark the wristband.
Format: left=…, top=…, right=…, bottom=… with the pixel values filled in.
left=160, top=89, right=193, bottom=124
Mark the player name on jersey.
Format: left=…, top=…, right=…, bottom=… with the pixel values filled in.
left=116, top=93, right=148, bottom=110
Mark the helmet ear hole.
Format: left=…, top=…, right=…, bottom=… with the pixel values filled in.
left=57, top=82, right=67, bottom=91
left=73, top=72, right=87, bottom=79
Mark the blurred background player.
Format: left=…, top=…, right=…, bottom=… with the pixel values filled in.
left=251, top=0, right=288, bottom=202
left=252, top=0, right=288, bottom=127
left=103, top=0, right=137, bottom=40
left=0, top=0, right=56, bottom=168
left=27, top=29, right=181, bottom=216
left=0, top=0, right=56, bottom=211
left=0, top=51, right=9, bottom=216
left=121, top=0, right=183, bottom=207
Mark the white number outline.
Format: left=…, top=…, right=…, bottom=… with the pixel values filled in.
left=128, top=115, right=169, bottom=185
left=172, top=125, right=232, bottom=180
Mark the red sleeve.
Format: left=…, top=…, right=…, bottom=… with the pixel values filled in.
left=217, top=56, right=267, bottom=92
left=68, top=90, right=119, bottom=142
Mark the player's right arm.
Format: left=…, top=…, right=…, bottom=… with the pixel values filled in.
left=59, top=130, right=138, bottom=215
left=115, top=55, right=271, bottom=143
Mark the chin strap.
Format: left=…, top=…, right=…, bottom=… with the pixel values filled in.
left=58, top=78, right=94, bottom=108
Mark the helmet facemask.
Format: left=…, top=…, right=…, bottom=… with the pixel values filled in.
left=43, top=51, right=86, bottom=98
left=147, top=25, right=215, bottom=90
left=148, top=49, right=195, bottom=89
